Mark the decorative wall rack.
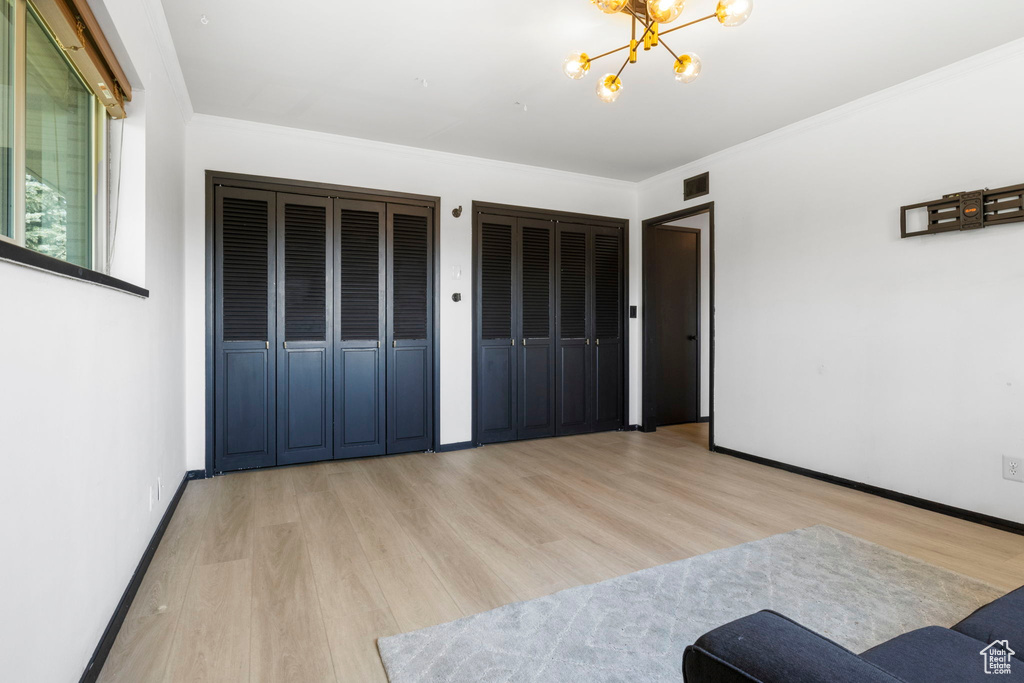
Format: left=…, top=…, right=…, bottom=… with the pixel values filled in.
left=900, top=183, right=1024, bottom=238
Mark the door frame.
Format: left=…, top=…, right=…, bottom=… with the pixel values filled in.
left=642, top=202, right=715, bottom=450
left=204, top=171, right=441, bottom=476
left=470, top=201, right=630, bottom=446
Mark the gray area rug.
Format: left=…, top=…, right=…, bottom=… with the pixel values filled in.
left=377, top=525, right=1003, bottom=683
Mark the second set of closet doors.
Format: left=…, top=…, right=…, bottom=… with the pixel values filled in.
left=214, top=183, right=434, bottom=473
left=474, top=208, right=626, bottom=444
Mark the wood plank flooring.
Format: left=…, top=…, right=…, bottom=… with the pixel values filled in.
left=98, top=424, right=1024, bottom=682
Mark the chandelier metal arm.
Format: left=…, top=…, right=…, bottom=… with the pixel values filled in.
left=623, top=6, right=656, bottom=41
left=659, top=13, right=717, bottom=37
left=589, top=44, right=632, bottom=63
left=615, top=54, right=631, bottom=80
left=658, top=36, right=680, bottom=61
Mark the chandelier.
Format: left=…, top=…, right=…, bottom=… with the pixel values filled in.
left=563, top=0, right=753, bottom=102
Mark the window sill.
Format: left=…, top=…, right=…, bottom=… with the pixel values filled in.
left=0, top=239, right=149, bottom=298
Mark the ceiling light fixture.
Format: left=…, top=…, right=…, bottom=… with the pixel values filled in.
left=564, top=0, right=752, bottom=103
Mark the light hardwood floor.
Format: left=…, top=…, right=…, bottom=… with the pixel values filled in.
left=98, top=424, right=1024, bottom=682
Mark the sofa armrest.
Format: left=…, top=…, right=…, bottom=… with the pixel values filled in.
left=683, top=611, right=906, bottom=683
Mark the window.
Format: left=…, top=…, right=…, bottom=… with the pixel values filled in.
left=1, top=0, right=12, bottom=240
left=0, top=0, right=131, bottom=275
left=25, top=7, right=97, bottom=267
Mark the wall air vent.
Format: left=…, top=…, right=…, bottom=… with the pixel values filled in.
left=683, top=172, right=710, bottom=201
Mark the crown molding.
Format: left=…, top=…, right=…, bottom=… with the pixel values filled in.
left=187, top=114, right=636, bottom=191
left=637, top=36, right=1024, bottom=191
left=141, top=0, right=193, bottom=122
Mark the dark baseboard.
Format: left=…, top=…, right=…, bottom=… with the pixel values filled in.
left=436, top=440, right=475, bottom=453
left=186, top=469, right=207, bottom=480
left=621, top=424, right=641, bottom=432
left=714, top=446, right=1024, bottom=537
left=79, top=473, right=191, bottom=683
left=698, top=416, right=710, bottom=423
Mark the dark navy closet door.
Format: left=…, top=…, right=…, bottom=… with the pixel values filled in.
left=555, top=223, right=592, bottom=436
left=592, top=226, right=624, bottom=431
left=334, top=199, right=387, bottom=458
left=517, top=218, right=556, bottom=439
left=276, top=194, right=334, bottom=465
left=476, top=214, right=517, bottom=444
left=386, top=204, right=433, bottom=454
left=215, top=187, right=277, bottom=472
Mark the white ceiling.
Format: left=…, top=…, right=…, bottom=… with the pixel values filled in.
left=161, top=0, right=1024, bottom=181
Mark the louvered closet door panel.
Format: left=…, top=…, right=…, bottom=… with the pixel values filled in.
left=334, top=199, right=386, bottom=458
left=215, top=187, right=277, bottom=472
left=387, top=204, right=433, bottom=454
left=276, top=194, right=333, bottom=465
left=555, top=223, right=592, bottom=435
left=592, top=227, right=624, bottom=430
left=476, top=215, right=516, bottom=444
left=517, top=219, right=555, bottom=439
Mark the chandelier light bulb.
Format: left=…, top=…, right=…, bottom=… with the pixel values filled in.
left=647, top=0, right=686, bottom=24
left=562, top=52, right=591, bottom=80
left=716, top=0, right=753, bottom=27
left=673, top=53, right=702, bottom=83
left=591, top=0, right=628, bottom=14
left=596, top=74, right=623, bottom=103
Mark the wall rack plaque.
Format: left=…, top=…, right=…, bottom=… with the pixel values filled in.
left=900, top=183, right=1024, bottom=238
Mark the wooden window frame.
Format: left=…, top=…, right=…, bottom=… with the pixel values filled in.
left=29, top=0, right=132, bottom=118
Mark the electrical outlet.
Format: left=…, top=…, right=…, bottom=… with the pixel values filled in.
left=148, top=486, right=154, bottom=511
left=1004, top=456, right=1024, bottom=483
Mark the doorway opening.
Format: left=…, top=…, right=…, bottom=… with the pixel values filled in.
left=642, top=203, right=715, bottom=450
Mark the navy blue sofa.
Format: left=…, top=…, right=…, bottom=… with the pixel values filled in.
left=683, top=585, right=1024, bottom=682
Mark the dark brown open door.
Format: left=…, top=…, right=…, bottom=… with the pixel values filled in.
left=651, top=226, right=700, bottom=425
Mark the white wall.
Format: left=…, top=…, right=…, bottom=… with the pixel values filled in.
left=0, top=0, right=187, bottom=680
left=638, top=39, right=1024, bottom=524
left=182, top=117, right=637, bottom=467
